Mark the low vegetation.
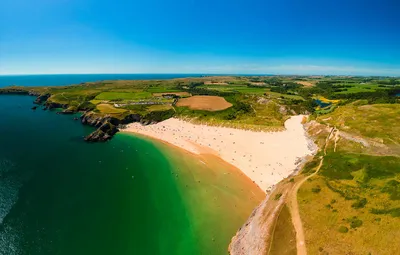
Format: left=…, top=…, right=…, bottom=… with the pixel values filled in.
left=298, top=101, right=400, bottom=255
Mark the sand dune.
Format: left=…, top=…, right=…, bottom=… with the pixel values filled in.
left=123, top=116, right=316, bottom=192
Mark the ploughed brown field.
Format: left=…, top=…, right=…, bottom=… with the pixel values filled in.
left=176, top=95, right=232, bottom=111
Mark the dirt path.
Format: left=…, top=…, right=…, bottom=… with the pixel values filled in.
left=287, top=127, right=334, bottom=255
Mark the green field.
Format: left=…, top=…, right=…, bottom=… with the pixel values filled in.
left=95, top=91, right=152, bottom=101
left=199, top=84, right=267, bottom=94
left=316, top=103, right=400, bottom=144
left=334, top=83, right=384, bottom=94
left=96, top=104, right=128, bottom=114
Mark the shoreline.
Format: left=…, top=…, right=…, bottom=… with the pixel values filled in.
left=122, top=115, right=315, bottom=192
left=118, top=132, right=265, bottom=254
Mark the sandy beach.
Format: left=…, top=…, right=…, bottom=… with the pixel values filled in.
left=123, top=115, right=315, bottom=192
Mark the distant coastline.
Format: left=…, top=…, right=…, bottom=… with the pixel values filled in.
left=0, top=74, right=206, bottom=87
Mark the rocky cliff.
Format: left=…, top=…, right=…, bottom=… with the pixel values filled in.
left=228, top=181, right=292, bottom=255
left=80, top=112, right=142, bottom=142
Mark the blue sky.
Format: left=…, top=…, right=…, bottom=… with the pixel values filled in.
left=0, top=0, right=399, bottom=75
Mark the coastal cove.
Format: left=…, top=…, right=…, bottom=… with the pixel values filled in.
left=0, top=94, right=262, bottom=254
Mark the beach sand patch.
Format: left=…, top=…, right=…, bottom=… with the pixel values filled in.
left=176, top=96, right=232, bottom=111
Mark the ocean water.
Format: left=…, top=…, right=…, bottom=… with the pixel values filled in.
left=0, top=95, right=202, bottom=255
left=0, top=74, right=205, bottom=87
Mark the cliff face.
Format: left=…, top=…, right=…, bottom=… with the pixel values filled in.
left=80, top=112, right=142, bottom=142
left=34, top=93, right=51, bottom=104
left=228, top=182, right=292, bottom=255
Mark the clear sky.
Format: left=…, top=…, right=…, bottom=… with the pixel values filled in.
left=0, top=0, right=399, bottom=75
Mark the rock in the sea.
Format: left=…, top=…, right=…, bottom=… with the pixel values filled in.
left=31, top=106, right=37, bottom=110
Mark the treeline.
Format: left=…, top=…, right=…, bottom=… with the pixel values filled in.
left=187, top=87, right=237, bottom=97
left=284, top=99, right=318, bottom=113
left=270, top=82, right=302, bottom=94
left=329, top=90, right=398, bottom=104
left=377, top=79, right=400, bottom=85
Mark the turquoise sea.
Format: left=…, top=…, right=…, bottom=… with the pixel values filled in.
left=0, top=75, right=263, bottom=254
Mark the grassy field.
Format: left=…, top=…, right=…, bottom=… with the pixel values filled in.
left=298, top=104, right=400, bottom=255
left=265, top=91, right=304, bottom=100
left=199, top=84, right=267, bottom=94
left=95, top=91, right=152, bottom=101
left=316, top=102, right=400, bottom=144
left=334, top=83, right=386, bottom=94
left=96, top=104, right=128, bottom=114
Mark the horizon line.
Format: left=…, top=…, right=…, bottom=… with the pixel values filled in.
left=0, top=73, right=398, bottom=77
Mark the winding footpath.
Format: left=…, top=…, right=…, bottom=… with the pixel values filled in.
left=288, top=127, right=335, bottom=255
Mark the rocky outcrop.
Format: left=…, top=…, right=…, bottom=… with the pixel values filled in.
left=80, top=112, right=143, bottom=142
left=56, top=109, right=75, bottom=114
left=57, top=106, right=78, bottom=115
left=33, top=93, right=51, bottom=104
left=84, top=121, right=119, bottom=142
left=44, top=101, right=68, bottom=110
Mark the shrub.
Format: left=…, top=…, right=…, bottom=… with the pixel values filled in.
left=381, top=180, right=400, bottom=200
left=274, top=193, right=283, bottom=200
left=312, top=186, right=321, bottom=193
left=347, top=217, right=363, bottom=228
left=351, top=198, right=368, bottom=209
left=338, top=226, right=349, bottom=233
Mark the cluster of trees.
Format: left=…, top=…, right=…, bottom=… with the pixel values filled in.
left=329, top=90, right=398, bottom=104
left=270, top=82, right=301, bottom=94
left=284, top=99, right=318, bottom=113
left=377, top=79, right=400, bottom=86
